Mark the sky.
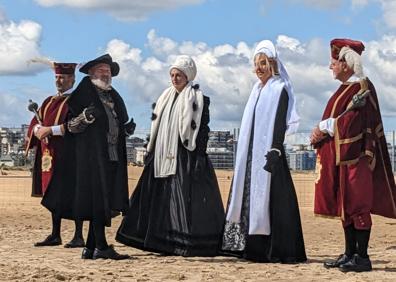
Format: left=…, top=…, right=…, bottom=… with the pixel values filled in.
left=1, top=0, right=396, bottom=136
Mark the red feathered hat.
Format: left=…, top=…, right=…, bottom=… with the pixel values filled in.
left=54, top=62, right=77, bottom=75
left=330, top=38, right=365, bottom=60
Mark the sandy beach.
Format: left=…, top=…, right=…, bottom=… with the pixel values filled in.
left=1, top=167, right=396, bottom=281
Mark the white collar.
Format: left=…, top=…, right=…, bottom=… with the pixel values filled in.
left=347, top=74, right=361, bottom=83
left=57, top=87, right=74, bottom=96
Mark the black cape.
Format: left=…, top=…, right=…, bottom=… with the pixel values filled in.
left=116, top=96, right=225, bottom=256
left=67, top=76, right=129, bottom=226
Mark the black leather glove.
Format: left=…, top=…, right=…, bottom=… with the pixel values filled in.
left=124, top=118, right=136, bottom=136
left=84, top=103, right=99, bottom=121
left=263, top=150, right=282, bottom=173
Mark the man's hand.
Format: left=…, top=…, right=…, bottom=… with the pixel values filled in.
left=84, top=103, right=99, bottom=122
left=124, top=118, right=136, bottom=136
left=35, top=126, right=52, bottom=140
left=310, top=126, right=326, bottom=144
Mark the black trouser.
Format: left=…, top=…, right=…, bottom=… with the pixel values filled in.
left=85, top=220, right=108, bottom=250
left=344, top=224, right=371, bottom=258
left=51, top=213, right=84, bottom=239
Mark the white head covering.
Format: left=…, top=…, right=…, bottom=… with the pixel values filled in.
left=169, top=55, right=197, bottom=82
left=253, top=40, right=300, bottom=134
left=338, top=46, right=365, bottom=78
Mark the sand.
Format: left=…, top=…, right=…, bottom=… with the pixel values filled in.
left=1, top=167, right=396, bottom=281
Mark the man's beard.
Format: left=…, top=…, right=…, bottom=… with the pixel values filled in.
left=91, top=77, right=112, bottom=90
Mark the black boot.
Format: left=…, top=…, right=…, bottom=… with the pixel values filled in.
left=323, top=225, right=355, bottom=268
left=339, top=228, right=373, bottom=272
left=324, top=254, right=352, bottom=268
left=81, top=247, right=94, bottom=259
left=34, top=234, right=62, bottom=247
left=92, top=245, right=130, bottom=260
left=34, top=214, right=62, bottom=247
left=339, top=254, right=372, bottom=272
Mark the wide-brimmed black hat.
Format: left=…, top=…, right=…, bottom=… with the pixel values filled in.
left=79, top=54, right=120, bottom=77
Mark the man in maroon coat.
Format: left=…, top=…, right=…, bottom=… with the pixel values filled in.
left=26, top=62, right=85, bottom=248
left=311, top=38, right=396, bottom=272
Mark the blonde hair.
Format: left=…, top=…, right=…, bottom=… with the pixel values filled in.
left=253, top=53, right=279, bottom=76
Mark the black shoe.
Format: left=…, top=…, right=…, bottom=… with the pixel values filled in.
left=34, top=235, right=62, bottom=247
left=81, top=247, right=94, bottom=259
left=323, top=254, right=351, bottom=268
left=339, top=254, right=372, bottom=272
left=64, top=237, right=85, bottom=248
left=92, top=245, right=130, bottom=260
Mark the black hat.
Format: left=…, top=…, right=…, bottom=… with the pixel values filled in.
left=79, top=54, right=120, bottom=77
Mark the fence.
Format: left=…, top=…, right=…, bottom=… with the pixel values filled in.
left=0, top=170, right=317, bottom=212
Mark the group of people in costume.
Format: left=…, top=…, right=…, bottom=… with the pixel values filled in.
left=26, top=37, right=396, bottom=272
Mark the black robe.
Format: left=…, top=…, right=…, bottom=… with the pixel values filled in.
left=116, top=96, right=225, bottom=256
left=40, top=131, right=76, bottom=220
left=222, top=89, right=307, bottom=263
left=67, top=76, right=129, bottom=227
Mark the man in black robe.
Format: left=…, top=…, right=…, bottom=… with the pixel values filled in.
left=67, top=54, right=135, bottom=260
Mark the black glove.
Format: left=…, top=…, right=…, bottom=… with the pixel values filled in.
left=124, top=118, right=136, bottom=136
left=263, top=150, right=282, bottom=173
left=84, top=103, right=99, bottom=121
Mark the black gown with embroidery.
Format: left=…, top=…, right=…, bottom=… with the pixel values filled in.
left=221, top=89, right=307, bottom=263
left=116, top=96, right=225, bottom=256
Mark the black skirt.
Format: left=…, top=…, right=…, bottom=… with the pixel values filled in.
left=222, top=152, right=307, bottom=263
left=116, top=143, right=225, bottom=256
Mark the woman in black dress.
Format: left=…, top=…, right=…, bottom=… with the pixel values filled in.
left=222, top=40, right=307, bottom=263
left=116, top=55, right=225, bottom=256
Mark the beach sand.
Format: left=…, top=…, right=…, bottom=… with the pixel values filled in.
left=1, top=167, right=396, bottom=281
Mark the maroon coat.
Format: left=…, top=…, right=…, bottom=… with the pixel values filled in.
left=314, top=78, right=396, bottom=229
left=26, top=95, right=70, bottom=196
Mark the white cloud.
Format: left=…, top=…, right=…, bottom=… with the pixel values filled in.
left=2, top=28, right=396, bottom=133
left=0, top=8, right=6, bottom=22
left=0, top=13, right=47, bottom=75
left=378, top=0, right=396, bottom=29
left=34, top=0, right=205, bottom=21
left=104, top=31, right=396, bottom=133
left=351, top=0, right=369, bottom=8
left=288, top=0, right=342, bottom=9
left=0, top=87, right=51, bottom=127
left=105, top=31, right=335, bottom=131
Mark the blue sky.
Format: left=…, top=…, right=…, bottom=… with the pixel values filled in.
left=1, top=0, right=396, bottom=135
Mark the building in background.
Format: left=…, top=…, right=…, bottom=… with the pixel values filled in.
left=207, top=147, right=234, bottom=169
left=287, top=144, right=316, bottom=171
left=207, top=130, right=235, bottom=169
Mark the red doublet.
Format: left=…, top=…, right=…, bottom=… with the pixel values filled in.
left=314, top=78, right=396, bottom=229
left=26, top=95, right=69, bottom=196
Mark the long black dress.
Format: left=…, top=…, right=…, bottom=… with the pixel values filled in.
left=116, top=96, right=225, bottom=256
left=222, top=89, right=307, bottom=263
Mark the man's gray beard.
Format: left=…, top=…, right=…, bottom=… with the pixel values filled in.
left=91, top=78, right=112, bottom=91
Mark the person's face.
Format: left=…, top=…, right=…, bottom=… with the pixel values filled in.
left=329, top=58, right=351, bottom=82
left=170, top=68, right=188, bottom=92
left=90, top=63, right=112, bottom=84
left=254, top=54, right=272, bottom=84
left=55, top=74, right=75, bottom=93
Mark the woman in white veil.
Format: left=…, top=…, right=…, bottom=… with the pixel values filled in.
left=221, top=40, right=306, bottom=263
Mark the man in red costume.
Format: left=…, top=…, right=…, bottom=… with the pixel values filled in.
left=26, top=62, right=85, bottom=248
left=311, top=38, right=396, bottom=272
